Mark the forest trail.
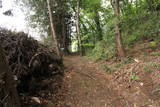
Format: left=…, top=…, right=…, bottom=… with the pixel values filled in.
left=62, top=56, right=132, bottom=107
left=60, top=52, right=160, bottom=107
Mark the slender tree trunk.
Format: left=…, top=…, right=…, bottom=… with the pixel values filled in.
left=0, top=46, right=21, bottom=107
left=47, top=0, right=61, bottom=57
left=76, top=0, right=83, bottom=56
left=59, top=0, right=69, bottom=55
left=111, top=0, right=125, bottom=57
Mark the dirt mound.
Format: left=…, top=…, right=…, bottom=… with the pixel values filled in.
left=0, top=28, right=64, bottom=106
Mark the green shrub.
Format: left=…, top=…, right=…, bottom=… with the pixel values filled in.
left=85, top=9, right=160, bottom=60
left=89, top=41, right=116, bottom=60
left=121, top=11, right=160, bottom=47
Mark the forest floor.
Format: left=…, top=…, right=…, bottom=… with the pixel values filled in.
left=58, top=45, right=160, bottom=107
left=63, top=56, right=127, bottom=107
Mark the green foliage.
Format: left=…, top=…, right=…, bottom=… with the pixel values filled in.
left=143, top=65, right=155, bottom=72
left=90, top=0, right=160, bottom=59
left=121, top=11, right=160, bottom=47
left=82, top=43, right=94, bottom=47
left=144, top=62, right=160, bottom=72
left=150, top=51, right=160, bottom=56
left=122, top=57, right=134, bottom=64
left=131, top=75, right=140, bottom=81
left=18, top=0, right=160, bottom=59
left=101, top=64, right=117, bottom=74
left=88, top=41, right=116, bottom=60
left=114, top=63, right=124, bottom=69
left=149, top=41, right=158, bottom=47
left=114, top=57, right=134, bottom=69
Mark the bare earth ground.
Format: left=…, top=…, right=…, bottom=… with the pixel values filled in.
left=60, top=48, right=160, bottom=107
left=62, top=56, right=133, bottom=107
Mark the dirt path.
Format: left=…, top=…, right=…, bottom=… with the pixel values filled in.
left=62, top=56, right=132, bottom=107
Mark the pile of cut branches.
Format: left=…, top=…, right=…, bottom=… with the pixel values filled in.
left=0, top=28, right=64, bottom=106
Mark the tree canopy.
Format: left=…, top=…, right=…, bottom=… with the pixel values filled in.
left=18, top=0, right=160, bottom=59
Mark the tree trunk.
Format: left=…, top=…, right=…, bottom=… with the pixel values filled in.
left=111, top=0, right=125, bottom=57
left=59, top=0, right=69, bottom=55
left=47, top=0, right=61, bottom=57
left=76, top=0, right=83, bottom=56
left=0, top=46, right=21, bottom=107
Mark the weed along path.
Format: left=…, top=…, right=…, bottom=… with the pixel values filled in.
left=62, top=56, right=132, bottom=107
